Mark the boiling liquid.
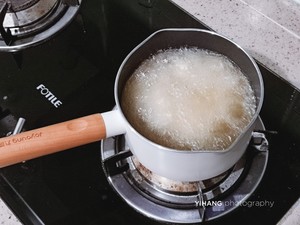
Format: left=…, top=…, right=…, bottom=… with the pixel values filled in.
left=121, top=48, right=256, bottom=150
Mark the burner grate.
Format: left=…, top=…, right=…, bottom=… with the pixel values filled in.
left=101, top=118, right=269, bottom=223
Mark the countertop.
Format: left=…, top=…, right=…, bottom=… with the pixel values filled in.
left=0, top=198, right=21, bottom=224
left=172, top=0, right=300, bottom=91
left=1, top=0, right=300, bottom=224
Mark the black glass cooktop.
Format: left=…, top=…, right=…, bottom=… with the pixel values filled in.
left=0, top=0, right=299, bottom=224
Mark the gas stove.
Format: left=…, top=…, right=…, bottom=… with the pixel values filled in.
left=0, top=0, right=299, bottom=224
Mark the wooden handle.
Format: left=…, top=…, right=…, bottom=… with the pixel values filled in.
left=0, top=114, right=106, bottom=168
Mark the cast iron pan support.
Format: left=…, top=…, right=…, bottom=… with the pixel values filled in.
left=0, top=2, right=22, bottom=68
left=196, top=184, right=206, bottom=222
left=103, top=149, right=133, bottom=177
left=0, top=2, right=15, bottom=46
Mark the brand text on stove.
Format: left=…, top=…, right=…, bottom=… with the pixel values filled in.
left=36, top=84, right=62, bottom=108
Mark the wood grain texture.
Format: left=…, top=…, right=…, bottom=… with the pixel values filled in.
left=0, top=114, right=106, bottom=168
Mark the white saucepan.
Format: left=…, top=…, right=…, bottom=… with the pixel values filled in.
left=0, top=28, right=263, bottom=182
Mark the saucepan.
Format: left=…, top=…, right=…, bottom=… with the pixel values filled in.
left=0, top=28, right=264, bottom=182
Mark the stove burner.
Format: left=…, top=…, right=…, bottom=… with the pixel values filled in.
left=131, top=156, right=229, bottom=193
left=0, top=0, right=39, bottom=12
left=127, top=154, right=245, bottom=208
left=0, top=0, right=81, bottom=51
left=1, top=0, right=58, bottom=29
left=101, top=117, right=269, bottom=224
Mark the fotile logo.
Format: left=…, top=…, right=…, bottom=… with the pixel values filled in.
left=36, top=84, right=63, bottom=108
